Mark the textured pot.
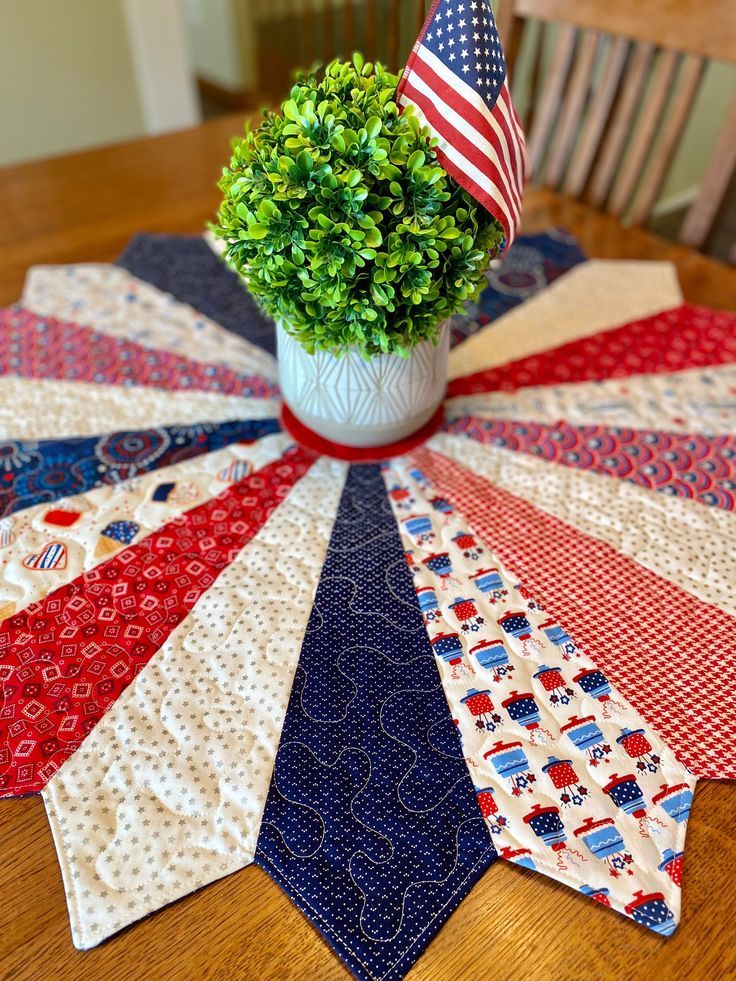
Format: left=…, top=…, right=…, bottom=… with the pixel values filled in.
left=277, top=320, right=450, bottom=448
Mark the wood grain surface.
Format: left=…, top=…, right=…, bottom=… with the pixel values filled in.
left=0, top=114, right=734, bottom=981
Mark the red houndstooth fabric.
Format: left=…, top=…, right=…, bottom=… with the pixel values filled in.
left=413, top=445, right=736, bottom=779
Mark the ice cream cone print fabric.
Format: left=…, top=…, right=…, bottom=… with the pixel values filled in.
left=0, top=434, right=291, bottom=621
left=383, top=457, right=695, bottom=936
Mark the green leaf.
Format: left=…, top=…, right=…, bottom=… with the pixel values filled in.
left=282, top=99, right=300, bottom=121
left=248, top=223, right=270, bottom=240
left=365, top=116, right=382, bottom=139
left=363, top=226, right=382, bottom=248
left=297, top=149, right=314, bottom=172
left=407, top=149, right=425, bottom=170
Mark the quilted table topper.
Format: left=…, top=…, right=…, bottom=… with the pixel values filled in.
left=1, top=228, right=733, bottom=981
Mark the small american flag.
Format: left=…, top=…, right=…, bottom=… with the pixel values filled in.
left=397, top=0, right=526, bottom=248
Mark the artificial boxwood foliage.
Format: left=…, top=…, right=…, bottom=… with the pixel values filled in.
left=214, top=55, right=505, bottom=358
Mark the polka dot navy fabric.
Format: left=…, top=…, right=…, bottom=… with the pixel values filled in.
left=117, top=229, right=586, bottom=354
left=254, top=463, right=496, bottom=981
left=117, top=234, right=279, bottom=356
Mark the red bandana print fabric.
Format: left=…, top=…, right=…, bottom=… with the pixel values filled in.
left=413, top=446, right=736, bottom=779
left=0, top=306, right=278, bottom=399
left=444, top=419, right=736, bottom=510
left=447, top=304, right=736, bottom=397
left=0, top=446, right=314, bottom=796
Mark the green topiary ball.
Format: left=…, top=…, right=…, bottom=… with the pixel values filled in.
left=214, top=54, right=505, bottom=358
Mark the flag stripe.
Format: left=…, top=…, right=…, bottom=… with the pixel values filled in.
left=498, top=84, right=527, bottom=182
left=400, top=84, right=517, bottom=230
left=400, top=94, right=515, bottom=233
left=416, top=44, right=524, bottom=204
left=397, top=0, right=525, bottom=245
left=407, top=57, right=522, bottom=219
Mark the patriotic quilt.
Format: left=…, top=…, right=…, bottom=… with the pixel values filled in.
left=2, top=229, right=734, bottom=981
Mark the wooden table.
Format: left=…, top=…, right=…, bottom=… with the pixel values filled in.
left=0, top=116, right=734, bottom=981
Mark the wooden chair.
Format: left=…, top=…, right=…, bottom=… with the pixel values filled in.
left=251, top=0, right=429, bottom=102
left=497, top=0, right=736, bottom=249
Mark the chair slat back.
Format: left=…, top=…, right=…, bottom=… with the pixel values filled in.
left=252, top=0, right=430, bottom=91
left=504, top=0, right=736, bottom=63
left=501, top=0, right=736, bottom=248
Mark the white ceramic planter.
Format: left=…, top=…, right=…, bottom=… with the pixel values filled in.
left=277, top=320, right=450, bottom=448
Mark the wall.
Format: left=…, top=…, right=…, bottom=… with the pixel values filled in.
left=183, top=0, right=252, bottom=90
left=0, top=0, right=146, bottom=167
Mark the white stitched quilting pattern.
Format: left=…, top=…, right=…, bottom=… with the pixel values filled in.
left=429, top=433, right=736, bottom=615
left=444, top=364, right=736, bottom=435
left=447, top=260, right=683, bottom=380
left=22, top=264, right=278, bottom=382
left=0, top=377, right=280, bottom=439
left=0, top=435, right=291, bottom=620
left=42, top=456, right=347, bottom=949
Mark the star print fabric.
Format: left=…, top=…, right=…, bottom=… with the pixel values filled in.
left=0, top=375, right=280, bottom=444
left=42, top=456, right=346, bottom=948
left=255, top=463, right=496, bottom=981
left=383, top=456, right=693, bottom=935
left=445, top=362, right=736, bottom=435
left=22, top=261, right=278, bottom=379
left=117, top=233, right=280, bottom=356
